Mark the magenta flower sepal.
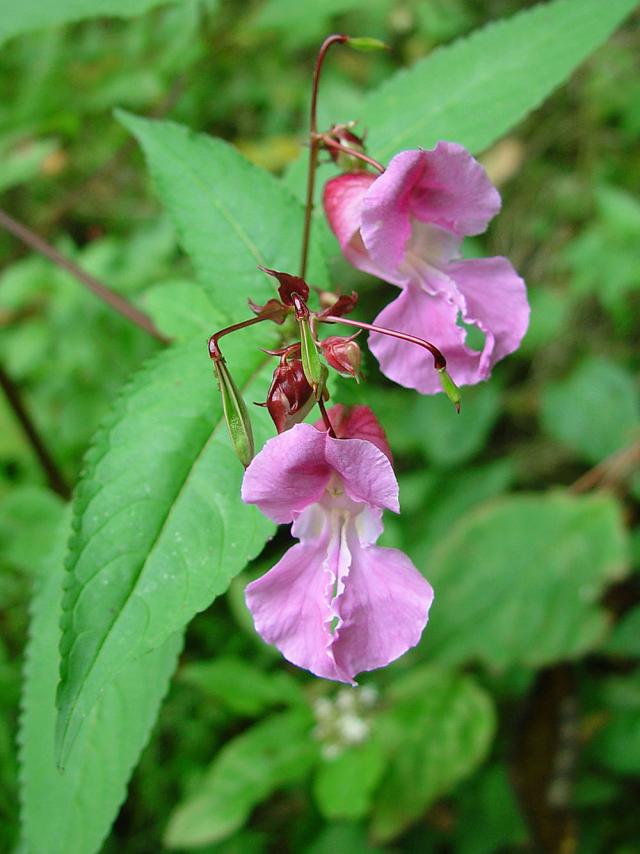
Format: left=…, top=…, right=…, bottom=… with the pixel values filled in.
left=323, top=143, right=530, bottom=394
left=241, top=408, right=433, bottom=684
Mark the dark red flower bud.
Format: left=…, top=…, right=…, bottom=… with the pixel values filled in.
left=261, top=357, right=314, bottom=433
left=248, top=297, right=288, bottom=324
left=258, top=266, right=309, bottom=306
left=314, top=404, right=393, bottom=462
left=325, top=123, right=367, bottom=169
left=317, top=290, right=358, bottom=318
left=320, top=334, right=362, bottom=379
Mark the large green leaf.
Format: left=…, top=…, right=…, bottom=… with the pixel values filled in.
left=541, top=357, right=640, bottom=465
left=370, top=667, right=495, bottom=842
left=118, top=112, right=329, bottom=321
left=19, top=508, right=183, bottom=854
left=164, top=709, right=318, bottom=848
left=313, top=739, right=386, bottom=821
left=56, top=114, right=330, bottom=764
left=361, top=0, right=638, bottom=161
left=179, top=656, right=304, bottom=716
left=424, top=493, right=629, bottom=669
left=0, top=0, right=178, bottom=46
left=55, top=336, right=276, bottom=766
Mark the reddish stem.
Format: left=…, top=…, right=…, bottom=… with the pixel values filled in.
left=320, top=314, right=447, bottom=371
left=208, top=316, right=266, bottom=361
left=317, top=396, right=337, bottom=438
left=0, top=207, right=168, bottom=343
left=0, top=364, right=70, bottom=499
left=300, top=34, right=349, bottom=279
left=318, top=136, right=385, bottom=173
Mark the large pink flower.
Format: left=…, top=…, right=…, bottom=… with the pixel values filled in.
left=242, top=408, right=433, bottom=683
left=323, top=143, right=530, bottom=393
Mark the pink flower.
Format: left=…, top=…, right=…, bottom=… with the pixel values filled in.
left=242, top=407, right=433, bottom=683
left=323, top=143, right=530, bottom=394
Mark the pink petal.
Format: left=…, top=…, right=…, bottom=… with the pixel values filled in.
left=245, top=535, right=350, bottom=683
left=322, top=171, right=375, bottom=252
left=360, top=145, right=501, bottom=273
left=360, top=150, right=425, bottom=271
left=369, top=287, right=483, bottom=394
left=332, top=528, right=434, bottom=679
left=241, top=423, right=330, bottom=523
left=409, top=143, right=501, bottom=235
left=325, top=435, right=399, bottom=513
left=323, top=172, right=391, bottom=281
left=447, top=257, right=530, bottom=374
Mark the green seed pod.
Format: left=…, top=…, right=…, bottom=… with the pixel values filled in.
left=299, top=317, right=324, bottom=398
left=347, top=37, right=390, bottom=52
left=438, top=368, right=462, bottom=413
left=212, top=357, right=255, bottom=466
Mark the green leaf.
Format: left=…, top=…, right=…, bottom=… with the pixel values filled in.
left=0, top=486, right=65, bottom=573
left=143, top=279, right=227, bottom=340
left=0, top=0, right=178, bottom=46
left=404, top=459, right=514, bottom=565
left=425, top=493, right=629, bottom=670
left=248, top=0, right=360, bottom=48
left=55, top=336, right=276, bottom=766
left=590, top=672, right=640, bottom=774
left=370, top=667, right=495, bottom=842
left=361, top=0, right=639, bottom=161
left=117, top=112, right=329, bottom=321
left=604, top=607, right=640, bottom=658
left=179, top=656, right=304, bottom=716
left=313, top=738, right=386, bottom=821
left=454, top=765, right=527, bottom=854
left=306, top=823, right=384, bottom=854
left=541, top=357, right=640, bottom=464
left=164, top=710, right=318, bottom=848
left=19, top=509, right=183, bottom=854
left=56, top=113, right=330, bottom=764
left=411, top=381, right=502, bottom=468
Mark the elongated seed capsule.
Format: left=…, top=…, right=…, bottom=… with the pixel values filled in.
left=212, top=357, right=255, bottom=466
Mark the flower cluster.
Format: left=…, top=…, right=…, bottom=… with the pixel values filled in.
left=207, top=34, right=529, bottom=683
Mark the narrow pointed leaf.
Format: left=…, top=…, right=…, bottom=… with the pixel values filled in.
left=118, top=111, right=328, bottom=321
left=361, top=0, right=638, bottom=161
left=19, top=508, right=183, bottom=854
left=0, top=0, right=179, bottom=47
left=55, top=116, right=329, bottom=764
left=55, top=337, right=275, bottom=766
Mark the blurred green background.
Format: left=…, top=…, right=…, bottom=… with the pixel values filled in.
left=1, top=1, right=639, bottom=852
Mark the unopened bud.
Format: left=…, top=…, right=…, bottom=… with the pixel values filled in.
left=320, top=335, right=362, bottom=380
left=317, top=290, right=358, bottom=318
left=438, top=368, right=461, bottom=413
left=325, top=123, right=368, bottom=172
left=262, top=357, right=314, bottom=433
left=212, top=357, right=255, bottom=465
left=347, top=36, right=390, bottom=52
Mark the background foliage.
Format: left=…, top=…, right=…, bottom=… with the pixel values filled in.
left=1, top=1, right=639, bottom=852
